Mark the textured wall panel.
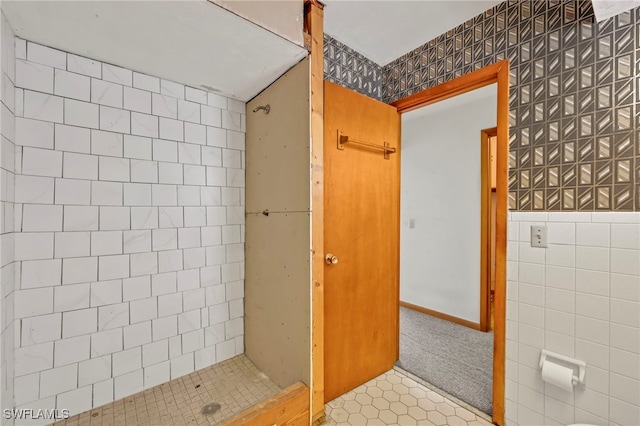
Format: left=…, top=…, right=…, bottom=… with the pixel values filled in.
left=324, top=34, right=383, bottom=101
left=382, top=1, right=639, bottom=212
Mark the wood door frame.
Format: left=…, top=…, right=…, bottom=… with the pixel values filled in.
left=391, top=59, right=509, bottom=426
left=306, top=0, right=325, bottom=424
left=480, top=126, right=497, bottom=333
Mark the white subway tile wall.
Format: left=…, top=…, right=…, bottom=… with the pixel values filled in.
left=0, top=11, right=17, bottom=424
left=8, top=38, right=246, bottom=421
left=506, top=212, right=640, bottom=426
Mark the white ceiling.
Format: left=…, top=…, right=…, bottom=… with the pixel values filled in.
left=323, top=0, right=503, bottom=65
left=2, top=1, right=307, bottom=102
left=591, top=0, right=640, bottom=21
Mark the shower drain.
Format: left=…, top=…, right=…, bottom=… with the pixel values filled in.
left=201, top=402, right=222, bottom=415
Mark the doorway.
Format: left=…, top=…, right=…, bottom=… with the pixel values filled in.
left=320, top=60, right=509, bottom=425
left=395, top=84, right=497, bottom=415
left=390, top=61, right=508, bottom=424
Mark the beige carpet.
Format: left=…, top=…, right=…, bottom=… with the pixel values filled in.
left=395, top=307, right=494, bottom=415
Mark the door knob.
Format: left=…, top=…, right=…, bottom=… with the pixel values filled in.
left=325, top=253, right=338, bottom=265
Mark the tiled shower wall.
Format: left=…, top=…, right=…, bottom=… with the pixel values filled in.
left=323, top=34, right=383, bottom=101
left=383, top=0, right=639, bottom=212
left=8, top=39, right=245, bottom=421
left=0, top=12, right=16, bottom=423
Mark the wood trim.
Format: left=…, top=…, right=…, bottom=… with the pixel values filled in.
left=400, top=301, right=482, bottom=331
left=480, top=129, right=490, bottom=333
left=306, top=0, right=325, bottom=424
left=493, top=59, right=509, bottom=426
left=221, top=382, right=310, bottom=426
left=396, top=119, right=402, bottom=363
left=391, top=61, right=506, bottom=114
left=393, top=59, right=508, bottom=426
left=480, top=126, right=497, bottom=333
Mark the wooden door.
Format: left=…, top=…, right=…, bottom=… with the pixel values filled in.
left=323, top=81, right=401, bottom=402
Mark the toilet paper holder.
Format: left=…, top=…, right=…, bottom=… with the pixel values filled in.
left=539, top=350, right=586, bottom=386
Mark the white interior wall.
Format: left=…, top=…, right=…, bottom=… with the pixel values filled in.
left=5, top=38, right=246, bottom=422
left=400, top=84, right=496, bottom=323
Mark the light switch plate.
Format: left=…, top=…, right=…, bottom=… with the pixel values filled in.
left=531, top=225, right=548, bottom=248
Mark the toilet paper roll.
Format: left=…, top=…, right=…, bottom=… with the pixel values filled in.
left=541, top=360, right=574, bottom=392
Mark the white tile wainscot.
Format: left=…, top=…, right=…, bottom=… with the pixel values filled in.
left=505, top=211, right=640, bottom=426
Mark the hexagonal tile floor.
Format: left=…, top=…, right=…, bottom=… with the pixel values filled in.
left=325, top=369, right=493, bottom=426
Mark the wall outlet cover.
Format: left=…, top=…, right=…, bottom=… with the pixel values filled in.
left=530, top=225, right=548, bottom=248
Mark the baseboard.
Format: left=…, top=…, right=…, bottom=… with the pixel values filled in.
left=400, top=301, right=482, bottom=331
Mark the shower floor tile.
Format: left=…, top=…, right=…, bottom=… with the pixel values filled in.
left=53, top=355, right=280, bottom=426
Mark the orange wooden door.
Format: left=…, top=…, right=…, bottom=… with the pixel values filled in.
left=323, top=81, right=401, bottom=402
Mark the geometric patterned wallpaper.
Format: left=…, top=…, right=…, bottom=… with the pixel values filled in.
left=324, top=34, right=383, bottom=101
left=381, top=0, right=639, bottom=211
